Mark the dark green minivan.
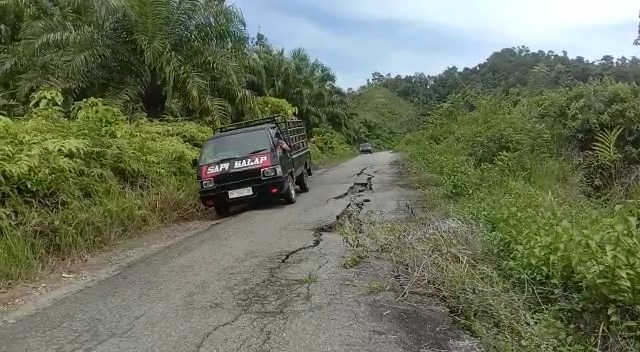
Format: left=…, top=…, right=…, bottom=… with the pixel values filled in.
left=193, top=115, right=312, bottom=216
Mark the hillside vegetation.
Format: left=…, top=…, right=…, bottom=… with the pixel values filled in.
left=0, top=0, right=355, bottom=284
left=348, top=85, right=419, bottom=149
left=360, top=46, right=640, bottom=351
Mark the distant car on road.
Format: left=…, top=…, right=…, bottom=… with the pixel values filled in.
left=359, top=143, right=373, bottom=154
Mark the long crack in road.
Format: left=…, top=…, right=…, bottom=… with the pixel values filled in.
left=0, top=152, right=476, bottom=352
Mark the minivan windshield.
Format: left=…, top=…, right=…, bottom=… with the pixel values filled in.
left=199, top=129, right=271, bottom=165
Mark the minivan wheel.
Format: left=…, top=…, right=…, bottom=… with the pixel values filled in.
left=283, top=175, right=297, bottom=204
left=297, top=168, right=310, bottom=193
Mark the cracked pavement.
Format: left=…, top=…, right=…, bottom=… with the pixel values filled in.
left=0, top=151, right=467, bottom=352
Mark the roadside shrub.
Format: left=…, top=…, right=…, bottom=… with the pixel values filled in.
left=309, top=126, right=354, bottom=166
left=526, top=79, right=640, bottom=194
left=0, top=99, right=209, bottom=284
left=255, top=96, right=297, bottom=117
left=398, top=86, right=640, bottom=350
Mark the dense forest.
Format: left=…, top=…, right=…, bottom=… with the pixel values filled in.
left=366, top=47, right=640, bottom=107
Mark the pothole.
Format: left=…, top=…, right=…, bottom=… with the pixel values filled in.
left=333, top=169, right=375, bottom=200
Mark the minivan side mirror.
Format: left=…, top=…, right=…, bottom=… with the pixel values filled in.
left=191, top=158, right=198, bottom=168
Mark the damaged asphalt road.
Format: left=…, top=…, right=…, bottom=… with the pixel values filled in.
left=0, top=151, right=467, bottom=352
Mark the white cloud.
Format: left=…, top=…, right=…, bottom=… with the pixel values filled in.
left=308, top=0, right=638, bottom=41
left=234, top=1, right=360, bottom=55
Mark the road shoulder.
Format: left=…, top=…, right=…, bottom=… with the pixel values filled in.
left=0, top=220, right=220, bottom=323
left=327, top=157, right=483, bottom=351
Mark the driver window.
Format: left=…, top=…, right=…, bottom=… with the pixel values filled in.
left=268, top=129, right=277, bottom=149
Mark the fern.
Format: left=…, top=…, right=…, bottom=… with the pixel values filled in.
left=592, top=125, right=624, bottom=167
left=0, top=101, right=210, bottom=282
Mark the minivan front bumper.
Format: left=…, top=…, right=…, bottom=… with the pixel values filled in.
left=198, top=175, right=288, bottom=207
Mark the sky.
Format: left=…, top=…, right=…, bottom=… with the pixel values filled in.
left=230, top=0, right=640, bottom=89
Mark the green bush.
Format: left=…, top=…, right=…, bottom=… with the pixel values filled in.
left=350, top=85, right=419, bottom=150
left=255, top=96, right=297, bottom=118
left=0, top=99, right=209, bottom=284
left=399, top=86, right=640, bottom=350
left=309, top=126, right=355, bottom=167
left=526, top=79, right=640, bottom=194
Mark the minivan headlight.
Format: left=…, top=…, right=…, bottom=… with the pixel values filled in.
left=261, top=165, right=282, bottom=178
left=201, top=178, right=215, bottom=189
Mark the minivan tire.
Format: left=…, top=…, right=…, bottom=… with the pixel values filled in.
left=297, top=169, right=310, bottom=193
left=283, top=175, right=297, bottom=204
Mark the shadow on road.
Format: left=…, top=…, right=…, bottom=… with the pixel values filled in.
left=204, top=196, right=289, bottom=220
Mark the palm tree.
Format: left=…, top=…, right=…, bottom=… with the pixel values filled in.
left=3, top=0, right=256, bottom=124
left=247, top=42, right=353, bottom=137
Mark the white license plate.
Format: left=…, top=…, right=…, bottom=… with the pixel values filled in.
left=228, top=187, right=253, bottom=199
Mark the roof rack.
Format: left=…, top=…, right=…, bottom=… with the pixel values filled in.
left=216, top=114, right=292, bottom=134
left=214, top=115, right=309, bottom=152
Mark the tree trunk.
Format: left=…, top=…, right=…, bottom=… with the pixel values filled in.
left=143, top=70, right=167, bottom=118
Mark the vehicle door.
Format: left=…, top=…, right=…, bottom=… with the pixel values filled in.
left=270, top=128, right=294, bottom=174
